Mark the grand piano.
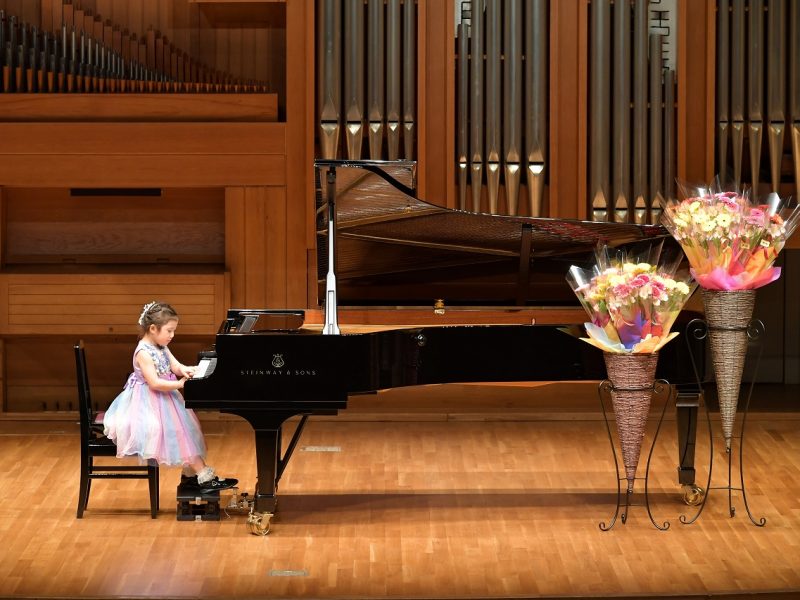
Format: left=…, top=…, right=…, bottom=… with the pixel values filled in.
left=184, top=160, right=703, bottom=534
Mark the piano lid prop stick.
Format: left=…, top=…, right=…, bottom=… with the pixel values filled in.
left=323, top=168, right=341, bottom=335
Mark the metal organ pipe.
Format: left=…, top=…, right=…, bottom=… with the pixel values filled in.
left=525, top=0, right=548, bottom=218
left=649, top=34, right=663, bottom=224
left=613, top=0, right=631, bottom=223
left=632, top=0, right=648, bottom=224
left=503, top=0, right=522, bottom=216
left=402, top=0, right=416, bottom=160
left=589, top=0, right=611, bottom=221
left=748, top=0, right=763, bottom=193
left=367, top=0, right=385, bottom=160
left=317, top=0, right=341, bottom=160
left=767, top=0, right=786, bottom=194
left=343, top=0, right=365, bottom=159
left=485, top=0, right=502, bottom=214
left=470, top=0, right=485, bottom=213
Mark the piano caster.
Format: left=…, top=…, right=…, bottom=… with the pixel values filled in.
left=248, top=511, right=273, bottom=536
left=682, top=484, right=705, bottom=506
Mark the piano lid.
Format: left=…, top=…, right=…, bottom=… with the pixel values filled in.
left=315, top=160, right=670, bottom=306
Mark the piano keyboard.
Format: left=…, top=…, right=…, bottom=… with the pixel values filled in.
left=192, top=358, right=216, bottom=380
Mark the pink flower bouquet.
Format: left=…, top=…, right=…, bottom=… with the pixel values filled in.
left=567, top=243, right=696, bottom=354
left=660, top=182, right=800, bottom=290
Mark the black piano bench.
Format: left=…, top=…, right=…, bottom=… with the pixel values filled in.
left=176, top=481, right=220, bottom=522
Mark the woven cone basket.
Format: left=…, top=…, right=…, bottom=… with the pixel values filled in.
left=702, top=288, right=756, bottom=449
left=603, top=352, right=659, bottom=492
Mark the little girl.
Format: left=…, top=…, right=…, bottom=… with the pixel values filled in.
left=103, top=301, right=237, bottom=491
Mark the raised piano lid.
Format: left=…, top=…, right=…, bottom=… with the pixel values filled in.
left=315, top=160, right=670, bottom=307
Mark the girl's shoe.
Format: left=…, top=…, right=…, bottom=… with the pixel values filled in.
left=198, top=476, right=239, bottom=491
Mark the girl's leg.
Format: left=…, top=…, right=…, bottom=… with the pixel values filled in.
left=188, top=456, right=207, bottom=473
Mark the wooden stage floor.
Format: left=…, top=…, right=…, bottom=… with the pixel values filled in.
left=1, top=383, right=799, bottom=600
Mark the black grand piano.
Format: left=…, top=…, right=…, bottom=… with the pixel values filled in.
left=184, top=160, right=703, bottom=533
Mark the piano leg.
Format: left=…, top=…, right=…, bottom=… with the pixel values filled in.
left=253, top=427, right=281, bottom=514
left=675, top=390, right=704, bottom=505
left=224, top=410, right=312, bottom=516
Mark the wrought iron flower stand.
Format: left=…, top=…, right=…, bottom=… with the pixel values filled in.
left=597, top=378, right=673, bottom=531
left=680, top=317, right=767, bottom=527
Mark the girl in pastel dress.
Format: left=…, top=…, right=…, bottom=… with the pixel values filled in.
left=103, top=301, right=237, bottom=491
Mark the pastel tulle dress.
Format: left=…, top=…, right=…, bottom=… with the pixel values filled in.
left=103, top=340, right=207, bottom=466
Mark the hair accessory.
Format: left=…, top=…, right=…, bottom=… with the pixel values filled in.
left=138, top=301, right=157, bottom=326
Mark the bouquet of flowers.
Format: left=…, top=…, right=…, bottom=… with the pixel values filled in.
left=567, top=242, right=696, bottom=354
left=660, top=180, right=799, bottom=449
left=660, top=182, right=800, bottom=290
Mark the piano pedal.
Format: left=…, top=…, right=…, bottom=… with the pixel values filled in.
left=176, top=482, right=221, bottom=522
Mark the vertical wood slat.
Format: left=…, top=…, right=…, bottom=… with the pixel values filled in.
left=21, top=1, right=40, bottom=28
left=418, top=0, right=454, bottom=210
left=41, top=0, right=53, bottom=33
left=52, top=0, right=62, bottom=34
left=225, top=187, right=246, bottom=309
left=0, top=339, right=5, bottom=413
left=265, top=187, right=287, bottom=308
left=286, top=0, right=311, bottom=307
left=678, top=0, right=716, bottom=184
left=550, top=0, right=586, bottom=219
left=0, top=186, right=6, bottom=269
left=96, top=0, right=112, bottom=23
left=244, top=188, right=266, bottom=307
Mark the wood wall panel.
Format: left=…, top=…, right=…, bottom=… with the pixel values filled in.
left=243, top=187, right=267, bottom=306
left=3, top=188, right=224, bottom=264
left=0, top=273, right=228, bottom=336
left=0, top=154, right=285, bottom=188
left=4, top=337, right=212, bottom=412
left=265, top=186, right=288, bottom=308
left=226, top=186, right=289, bottom=309
left=418, top=0, right=454, bottom=208
left=678, top=0, right=716, bottom=184
left=550, top=0, right=588, bottom=219
left=224, top=187, right=246, bottom=309
left=286, top=0, right=312, bottom=308
left=0, top=94, right=278, bottom=122
left=0, top=122, right=284, bottom=154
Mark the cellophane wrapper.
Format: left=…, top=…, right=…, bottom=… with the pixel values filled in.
left=566, top=241, right=697, bottom=354
left=660, top=178, right=800, bottom=290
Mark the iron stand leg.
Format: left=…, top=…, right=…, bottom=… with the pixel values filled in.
left=598, top=378, right=671, bottom=531
left=680, top=318, right=766, bottom=527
